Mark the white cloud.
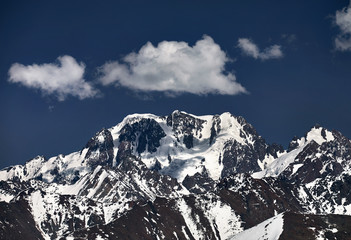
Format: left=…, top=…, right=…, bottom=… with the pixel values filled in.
left=335, top=2, right=351, bottom=51
left=237, top=38, right=260, bottom=59
left=8, top=55, right=99, bottom=101
left=98, top=35, right=247, bottom=95
left=237, top=38, right=283, bottom=60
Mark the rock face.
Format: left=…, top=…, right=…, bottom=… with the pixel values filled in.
left=0, top=198, right=44, bottom=240
left=85, top=128, right=114, bottom=168
left=167, top=110, right=206, bottom=149
left=119, top=118, right=166, bottom=154
left=0, top=111, right=351, bottom=240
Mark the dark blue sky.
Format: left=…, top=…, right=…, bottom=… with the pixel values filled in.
left=1, top=0, right=351, bottom=169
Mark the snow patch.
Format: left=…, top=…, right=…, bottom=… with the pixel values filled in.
left=252, top=143, right=306, bottom=179
left=29, top=190, right=50, bottom=240
left=292, top=163, right=304, bottom=175
left=0, top=192, right=14, bottom=203
left=230, top=213, right=284, bottom=240
left=193, top=195, right=242, bottom=239
left=306, top=127, right=334, bottom=145
left=177, top=198, right=205, bottom=240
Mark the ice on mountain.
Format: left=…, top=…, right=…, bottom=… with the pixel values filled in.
left=292, top=163, right=304, bottom=175
left=1, top=111, right=351, bottom=239
left=306, top=126, right=334, bottom=145
left=252, top=144, right=306, bottom=179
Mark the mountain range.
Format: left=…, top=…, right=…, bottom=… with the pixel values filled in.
left=0, top=110, right=351, bottom=239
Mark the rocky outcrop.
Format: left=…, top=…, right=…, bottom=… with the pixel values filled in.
left=119, top=118, right=166, bottom=154
left=1, top=111, right=351, bottom=239
left=85, top=128, right=114, bottom=168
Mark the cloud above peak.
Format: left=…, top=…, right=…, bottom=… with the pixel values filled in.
left=98, top=35, right=247, bottom=96
left=334, top=2, right=351, bottom=51
left=237, top=38, right=283, bottom=60
left=8, top=55, right=99, bottom=101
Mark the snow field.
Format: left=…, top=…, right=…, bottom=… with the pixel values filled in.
left=230, top=213, right=284, bottom=240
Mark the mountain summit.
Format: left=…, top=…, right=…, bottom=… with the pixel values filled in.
left=1, top=111, right=351, bottom=239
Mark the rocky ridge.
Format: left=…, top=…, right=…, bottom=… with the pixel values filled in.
left=0, top=111, right=351, bottom=239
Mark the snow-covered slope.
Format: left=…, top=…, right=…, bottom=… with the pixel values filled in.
left=0, top=110, right=279, bottom=185
left=1, top=111, right=351, bottom=239
left=109, top=110, right=278, bottom=181
left=252, top=126, right=336, bottom=179
left=231, top=213, right=284, bottom=240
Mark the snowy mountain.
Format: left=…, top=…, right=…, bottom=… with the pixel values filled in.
left=1, top=111, right=351, bottom=239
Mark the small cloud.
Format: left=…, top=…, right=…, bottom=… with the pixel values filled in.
left=8, top=55, right=99, bottom=101
left=281, top=34, right=297, bottom=43
left=237, top=38, right=283, bottom=60
left=334, top=1, right=351, bottom=51
left=260, top=45, right=283, bottom=60
left=237, top=38, right=260, bottom=59
left=48, top=105, right=54, bottom=112
left=98, top=35, right=247, bottom=96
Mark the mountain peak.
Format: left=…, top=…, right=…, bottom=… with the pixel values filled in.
left=1, top=111, right=351, bottom=239
left=305, top=125, right=334, bottom=145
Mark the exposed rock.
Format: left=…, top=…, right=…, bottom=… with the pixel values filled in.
left=85, top=128, right=114, bottom=168
left=119, top=118, right=166, bottom=154
left=1, top=111, right=351, bottom=239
